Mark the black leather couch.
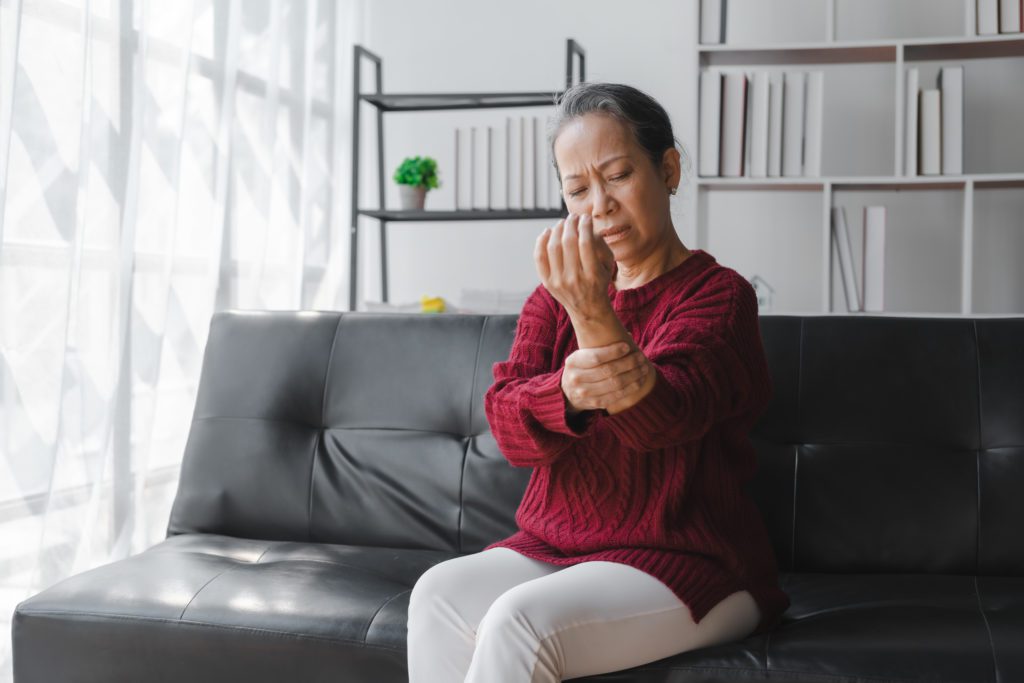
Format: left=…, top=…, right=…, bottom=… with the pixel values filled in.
left=12, top=310, right=1024, bottom=682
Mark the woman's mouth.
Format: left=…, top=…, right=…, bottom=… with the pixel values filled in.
left=601, top=225, right=631, bottom=243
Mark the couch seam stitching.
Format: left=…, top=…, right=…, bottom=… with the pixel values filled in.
left=361, top=588, right=412, bottom=644
left=972, top=575, right=1000, bottom=683
left=310, top=315, right=342, bottom=542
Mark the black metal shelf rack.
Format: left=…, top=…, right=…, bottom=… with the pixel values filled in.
left=348, top=38, right=586, bottom=310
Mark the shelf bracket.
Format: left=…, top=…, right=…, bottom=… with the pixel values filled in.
left=566, top=39, right=586, bottom=88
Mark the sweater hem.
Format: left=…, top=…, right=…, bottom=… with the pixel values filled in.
left=482, top=531, right=788, bottom=639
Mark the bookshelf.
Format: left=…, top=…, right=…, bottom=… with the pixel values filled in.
left=348, top=40, right=585, bottom=311
left=694, top=0, right=1024, bottom=315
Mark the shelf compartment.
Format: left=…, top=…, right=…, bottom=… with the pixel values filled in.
left=829, top=187, right=964, bottom=314
left=971, top=185, right=1024, bottom=314
left=359, top=91, right=563, bottom=112
left=698, top=189, right=826, bottom=313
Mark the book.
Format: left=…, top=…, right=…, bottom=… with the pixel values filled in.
left=522, top=116, right=535, bottom=210
left=999, top=0, right=1021, bottom=32
left=700, top=0, right=726, bottom=44
left=919, top=88, right=941, bottom=175
left=749, top=70, right=770, bottom=178
left=720, top=72, right=747, bottom=177
left=782, top=71, right=805, bottom=177
left=904, top=67, right=919, bottom=176
left=831, top=206, right=861, bottom=311
left=455, top=128, right=473, bottom=210
left=862, top=206, right=886, bottom=312
left=472, top=126, right=491, bottom=210
left=743, top=72, right=753, bottom=176
left=939, top=66, right=963, bottom=175
left=533, top=115, right=546, bottom=209
left=490, top=124, right=507, bottom=210
left=767, top=71, right=783, bottom=177
left=977, top=0, right=999, bottom=34
left=699, top=70, right=723, bottom=176
left=507, top=116, right=521, bottom=210
left=803, top=71, right=824, bottom=177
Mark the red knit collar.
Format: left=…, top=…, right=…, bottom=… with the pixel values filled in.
left=607, top=249, right=714, bottom=309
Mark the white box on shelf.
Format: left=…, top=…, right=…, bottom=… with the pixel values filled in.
left=862, top=206, right=886, bottom=312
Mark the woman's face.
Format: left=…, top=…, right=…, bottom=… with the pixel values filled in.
left=554, top=112, right=679, bottom=266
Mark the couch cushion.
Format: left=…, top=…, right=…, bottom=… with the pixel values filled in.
left=16, top=535, right=1023, bottom=683
left=13, top=533, right=455, bottom=682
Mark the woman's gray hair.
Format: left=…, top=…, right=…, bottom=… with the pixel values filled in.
left=547, top=81, right=692, bottom=191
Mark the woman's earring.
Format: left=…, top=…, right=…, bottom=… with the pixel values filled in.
left=669, top=187, right=677, bottom=195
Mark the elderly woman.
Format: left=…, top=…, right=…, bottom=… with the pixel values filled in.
left=407, top=81, right=790, bottom=682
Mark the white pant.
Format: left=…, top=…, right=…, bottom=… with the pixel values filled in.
left=406, top=546, right=761, bottom=682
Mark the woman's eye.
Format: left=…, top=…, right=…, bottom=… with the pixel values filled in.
left=567, top=173, right=629, bottom=198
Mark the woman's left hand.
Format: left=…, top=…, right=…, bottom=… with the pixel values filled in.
left=535, top=212, right=616, bottom=320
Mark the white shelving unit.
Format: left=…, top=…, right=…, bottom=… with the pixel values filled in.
left=693, top=0, right=1024, bottom=315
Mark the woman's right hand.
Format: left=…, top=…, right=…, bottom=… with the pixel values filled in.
left=561, top=341, right=651, bottom=413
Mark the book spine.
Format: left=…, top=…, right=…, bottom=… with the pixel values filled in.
left=862, top=206, right=886, bottom=312
left=700, top=0, right=724, bottom=44
left=977, top=0, right=999, bottom=34
left=750, top=70, right=770, bottom=178
left=999, top=0, right=1021, bottom=31
left=831, top=206, right=861, bottom=311
left=904, top=67, right=919, bottom=176
left=803, top=70, right=824, bottom=177
left=939, top=66, right=963, bottom=175
left=767, top=72, right=783, bottom=177
left=699, top=70, right=723, bottom=176
left=720, top=72, right=746, bottom=177
left=782, top=71, right=805, bottom=177
left=919, top=89, right=941, bottom=175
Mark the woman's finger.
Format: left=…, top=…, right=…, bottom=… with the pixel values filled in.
left=577, top=213, right=599, bottom=278
left=562, top=212, right=581, bottom=282
left=534, top=225, right=553, bottom=282
left=548, top=216, right=566, bottom=281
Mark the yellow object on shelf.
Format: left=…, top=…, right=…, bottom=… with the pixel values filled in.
left=420, top=295, right=446, bottom=313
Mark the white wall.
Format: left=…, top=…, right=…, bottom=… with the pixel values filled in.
left=355, top=0, right=699, bottom=308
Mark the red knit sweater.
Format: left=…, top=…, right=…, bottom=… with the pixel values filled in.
left=482, top=248, right=790, bottom=637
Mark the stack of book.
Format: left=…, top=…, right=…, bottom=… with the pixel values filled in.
left=453, top=116, right=564, bottom=211
left=699, top=69, right=824, bottom=178
left=976, top=0, right=1024, bottom=34
left=832, top=205, right=887, bottom=313
left=904, top=66, right=963, bottom=176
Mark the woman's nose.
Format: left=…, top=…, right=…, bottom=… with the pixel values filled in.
left=589, top=183, right=615, bottom=217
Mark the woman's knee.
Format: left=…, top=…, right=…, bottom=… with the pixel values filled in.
left=408, top=556, right=466, bottom=613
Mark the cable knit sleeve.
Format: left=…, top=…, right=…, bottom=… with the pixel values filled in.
left=484, top=286, right=600, bottom=468
left=602, top=274, right=768, bottom=453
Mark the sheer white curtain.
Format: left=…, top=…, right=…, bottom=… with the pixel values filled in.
left=0, top=0, right=366, bottom=677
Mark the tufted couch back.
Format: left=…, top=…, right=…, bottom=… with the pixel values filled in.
left=166, top=311, right=1024, bottom=577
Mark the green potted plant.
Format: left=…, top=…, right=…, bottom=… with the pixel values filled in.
left=393, top=155, right=440, bottom=210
